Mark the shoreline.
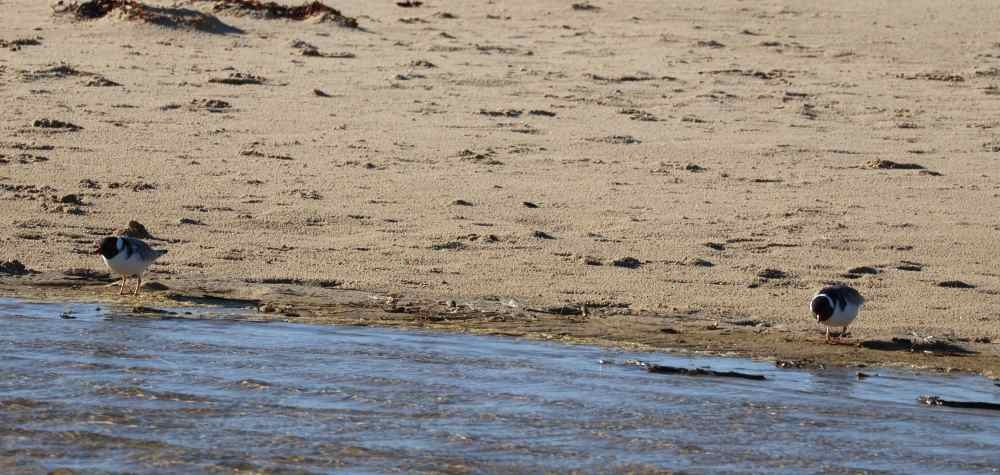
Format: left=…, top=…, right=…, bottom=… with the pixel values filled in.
left=3, top=273, right=998, bottom=378
left=3, top=0, right=1000, bottom=380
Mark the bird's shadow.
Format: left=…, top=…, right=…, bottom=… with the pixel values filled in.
left=860, top=337, right=977, bottom=356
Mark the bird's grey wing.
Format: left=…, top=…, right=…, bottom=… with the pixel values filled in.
left=826, top=285, right=864, bottom=307
left=844, top=286, right=865, bottom=306
left=123, top=237, right=164, bottom=262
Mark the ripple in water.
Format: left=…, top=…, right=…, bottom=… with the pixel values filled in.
left=1, top=298, right=999, bottom=474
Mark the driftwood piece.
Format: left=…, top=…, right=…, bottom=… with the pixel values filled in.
left=625, top=360, right=767, bottom=380
left=918, top=395, right=1000, bottom=411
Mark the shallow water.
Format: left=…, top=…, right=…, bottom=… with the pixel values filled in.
left=1, top=298, right=999, bottom=474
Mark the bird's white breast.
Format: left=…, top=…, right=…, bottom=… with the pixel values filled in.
left=819, top=300, right=860, bottom=327
left=103, top=252, right=150, bottom=277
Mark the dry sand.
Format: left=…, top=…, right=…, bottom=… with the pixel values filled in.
left=2, top=0, right=1000, bottom=374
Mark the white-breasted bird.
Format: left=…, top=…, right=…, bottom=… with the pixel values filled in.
left=810, top=285, right=864, bottom=343
left=95, top=236, right=167, bottom=295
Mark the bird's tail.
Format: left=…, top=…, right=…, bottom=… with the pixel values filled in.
left=155, top=250, right=168, bottom=259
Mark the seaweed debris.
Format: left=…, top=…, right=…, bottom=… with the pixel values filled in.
left=197, top=0, right=359, bottom=28
left=51, top=0, right=243, bottom=34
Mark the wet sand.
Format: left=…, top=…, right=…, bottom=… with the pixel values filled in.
left=3, top=274, right=999, bottom=377
left=2, top=1, right=1000, bottom=375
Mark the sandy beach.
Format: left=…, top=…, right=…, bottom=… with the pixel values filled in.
left=2, top=0, right=1000, bottom=374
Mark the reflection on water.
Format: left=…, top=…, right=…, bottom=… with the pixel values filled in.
left=1, top=298, right=999, bottom=474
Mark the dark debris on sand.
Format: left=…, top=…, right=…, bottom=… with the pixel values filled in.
left=85, top=76, right=122, bottom=87
left=0, top=37, right=42, bottom=50
left=612, top=257, right=642, bottom=269
left=571, top=3, right=601, bottom=12
left=863, top=159, right=924, bottom=170
left=938, top=280, right=975, bottom=289
left=52, top=0, right=244, bottom=34
left=197, top=0, right=359, bottom=28
left=291, top=39, right=355, bottom=58
left=430, top=241, right=465, bottom=251
left=33, top=119, right=82, bottom=131
left=209, top=72, right=266, bottom=85
left=20, top=64, right=88, bottom=81
left=52, top=0, right=142, bottom=19
left=757, top=268, right=787, bottom=279
left=189, top=98, right=233, bottom=112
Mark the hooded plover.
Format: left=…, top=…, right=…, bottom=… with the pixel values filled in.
left=96, top=236, right=167, bottom=295
left=810, top=285, right=864, bottom=342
